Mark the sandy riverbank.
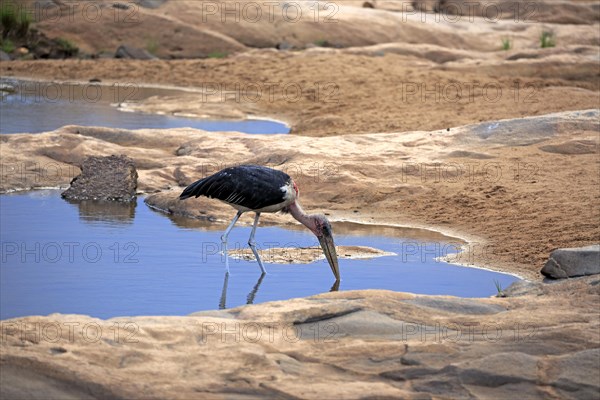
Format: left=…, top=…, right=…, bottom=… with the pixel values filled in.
left=1, top=1, right=599, bottom=398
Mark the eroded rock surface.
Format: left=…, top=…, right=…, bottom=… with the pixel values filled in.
left=229, top=245, right=395, bottom=264
left=1, top=276, right=599, bottom=399
left=61, top=155, right=138, bottom=202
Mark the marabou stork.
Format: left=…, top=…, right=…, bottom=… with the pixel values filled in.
left=180, top=165, right=340, bottom=281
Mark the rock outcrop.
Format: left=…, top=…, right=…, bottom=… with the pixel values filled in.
left=21, top=1, right=600, bottom=59
left=115, top=45, right=157, bottom=60
left=230, top=245, right=395, bottom=264
left=61, top=155, right=138, bottom=202
left=541, top=245, right=600, bottom=279
left=1, top=276, right=599, bottom=399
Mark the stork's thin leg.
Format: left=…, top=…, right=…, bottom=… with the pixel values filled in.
left=248, top=213, right=267, bottom=274
left=221, top=211, right=242, bottom=274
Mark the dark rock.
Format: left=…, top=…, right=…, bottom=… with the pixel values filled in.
left=31, top=35, right=79, bottom=59
left=136, top=0, right=167, bottom=8
left=506, top=52, right=541, bottom=61
left=112, top=2, right=130, bottom=10
left=49, top=347, right=68, bottom=355
left=541, top=245, right=600, bottom=279
left=115, top=45, right=157, bottom=60
left=275, top=42, right=293, bottom=51
left=0, top=50, right=12, bottom=61
left=61, top=155, right=138, bottom=202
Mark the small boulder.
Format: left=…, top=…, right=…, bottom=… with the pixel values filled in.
left=275, top=42, right=293, bottom=51
left=62, top=155, right=138, bottom=202
left=137, top=0, right=167, bottom=8
left=541, top=245, right=600, bottom=279
left=112, top=2, right=130, bottom=10
left=115, top=45, right=157, bottom=60
left=0, top=50, right=12, bottom=61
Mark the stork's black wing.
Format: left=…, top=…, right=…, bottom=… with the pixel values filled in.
left=180, top=165, right=292, bottom=210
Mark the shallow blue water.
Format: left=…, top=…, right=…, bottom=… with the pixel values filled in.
left=0, top=191, right=519, bottom=319
left=0, top=80, right=289, bottom=134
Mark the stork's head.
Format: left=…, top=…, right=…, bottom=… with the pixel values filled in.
left=287, top=201, right=340, bottom=281
left=309, top=214, right=340, bottom=281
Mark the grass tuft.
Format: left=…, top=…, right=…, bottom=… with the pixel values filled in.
left=1, top=4, right=31, bottom=39
left=207, top=51, right=228, bottom=59
left=55, top=37, right=79, bottom=56
left=0, top=38, right=15, bottom=53
left=493, top=279, right=506, bottom=298
left=146, top=39, right=158, bottom=55
left=314, top=39, right=330, bottom=47
left=540, top=31, right=555, bottom=48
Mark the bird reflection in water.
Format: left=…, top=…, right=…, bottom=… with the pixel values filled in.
left=219, top=272, right=266, bottom=310
left=246, top=272, right=266, bottom=304
left=219, top=272, right=339, bottom=310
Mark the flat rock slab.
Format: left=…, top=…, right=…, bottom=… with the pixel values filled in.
left=0, top=364, right=100, bottom=400
left=229, top=245, right=395, bottom=264
left=541, top=245, right=600, bottom=279
left=465, top=110, right=600, bottom=146
left=61, top=155, right=137, bottom=202
left=1, top=277, right=599, bottom=399
left=404, top=297, right=507, bottom=315
left=295, top=309, right=461, bottom=341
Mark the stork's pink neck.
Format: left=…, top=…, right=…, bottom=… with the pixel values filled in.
left=288, top=201, right=316, bottom=233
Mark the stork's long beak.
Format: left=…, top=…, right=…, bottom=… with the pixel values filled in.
left=318, top=232, right=340, bottom=281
